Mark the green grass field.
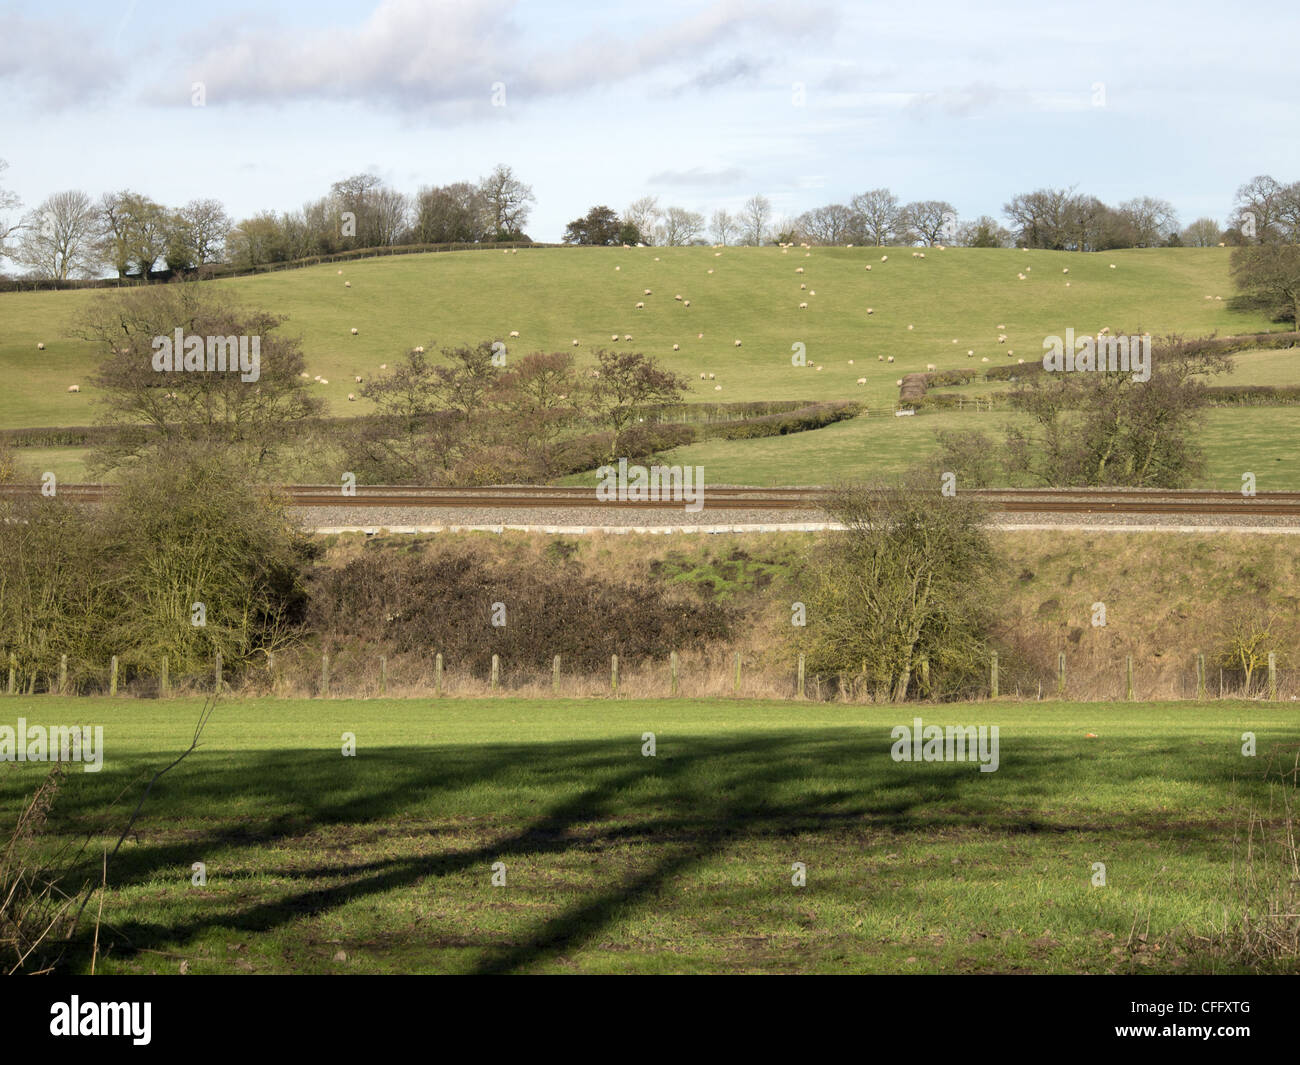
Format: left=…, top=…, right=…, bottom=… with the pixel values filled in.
left=6, top=696, right=1296, bottom=974
left=1, top=245, right=1283, bottom=430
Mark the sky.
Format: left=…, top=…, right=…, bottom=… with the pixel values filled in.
left=1, top=0, right=1298, bottom=261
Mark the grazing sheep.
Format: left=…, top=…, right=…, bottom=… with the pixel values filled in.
left=573, top=339, right=579, bottom=346
left=674, top=294, right=682, bottom=301
left=624, top=335, right=632, bottom=341
left=796, top=267, right=804, bottom=274
left=698, top=332, right=704, bottom=339
left=707, top=269, right=714, bottom=274
left=809, top=291, right=815, bottom=296
left=816, top=365, right=823, bottom=371
left=980, top=357, right=989, bottom=363
left=345, top=281, right=351, bottom=288
left=799, top=302, right=808, bottom=309
left=1216, top=295, right=1223, bottom=300
left=800, top=283, right=807, bottom=290
left=714, top=252, right=722, bottom=257
left=848, top=359, right=854, bottom=365
left=878, top=355, right=884, bottom=362
left=413, top=347, right=424, bottom=354
left=615, top=266, right=621, bottom=271
left=714, top=384, right=722, bottom=391
left=866, top=308, right=873, bottom=315
left=381, top=363, right=388, bottom=369
left=67, top=384, right=79, bottom=393
left=644, top=289, right=652, bottom=295
left=354, top=375, right=363, bottom=383
left=1018, top=358, right=1025, bottom=364
left=300, top=372, right=310, bottom=378
left=734, top=339, right=742, bottom=346
left=887, top=356, right=895, bottom=363
left=1007, top=350, right=1013, bottom=356
left=337, top=269, right=343, bottom=275
left=683, top=300, right=690, bottom=307
left=509, top=330, right=520, bottom=338
left=709, top=374, right=716, bottom=380
left=895, top=379, right=903, bottom=385
left=1065, top=282, right=1071, bottom=287
left=881, top=255, right=887, bottom=261
left=865, top=265, right=872, bottom=270
left=907, top=324, right=913, bottom=330
left=1017, top=273, right=1026, bottom=280
left=967, top=350, right=974, bottom=356
left=918, top=252, right=925, bottom=258
left=952, top=339, right=958, bottom=344
left=350, top=327, right=358, bottom=334
left=997, top=324, right=1006, bottom=330
left=654, top=257, right=660, bottom=261
left=926, top=363, right=935, bottom=371
left=37, top=342, right=45, bottom=350
left=347, top=393, right=356, bottom=401
left=672, top=343, right=679, bottom=351
left=512, top=248, right=518, bottom=254
left=313, top=375, right=322, bottom=382
left=998, top=335, right=1007, bottom=343
left=700, top=373, right=707, bottom=379
left=857, top=377, right=866, bottom=384
left=1110, top=263, right=1116, bottom=268
left=612, top=334, right=620, bottom=341
left=1063, top=268, right=1069, bottom=274
left=320, top=378, right=329, bottom=384
left=1026, top=267, right=1031, bottom=271
left=636, top=302, right=644, bottom=308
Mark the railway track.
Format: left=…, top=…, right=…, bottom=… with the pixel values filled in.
left=6, top=483, right=1300, bottom=516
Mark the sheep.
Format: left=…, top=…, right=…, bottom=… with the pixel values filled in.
left=413, top=347, right=425, bottom=354
left=918, top=252, right=925, bottom=258
left=1007, top=350, right=1013, bottom=356
left=895, top=379, right=903, bottom=386
left=645, top=289, right=652, bottom=295
left=636, top=302, right=644, bottom=308
left=714, top=251, right=722, bottom=257
left=866, top=308, right=873, bottom=315
left=912, top=251, right=920, bottom=257
left=809, top=291, right=815, bottom=296
left=848, top=359, right=854, bottom=365
left=674, top=294, right=683, bottom=301
left=1110, top=263, right=1117, bottom=268
left=881, top=255, right=888, bottom=261
left=1062, top=268, right=1069, bottom=274
left=698, top=333, right=704, bottom=339
left=799, top=302, right=809, bottom=309
left=345, top=281, right=351, bottom=288
left=347, top=393, right=356, bottom=401
left=714, top=384, right=722, bottom=391
left=572, top=339, right=579, bottom=346
left=320, top=378, right=329, bottom=384
left=967, top=350, right=974, bottom=356
left=509, top=330, right=520, bottom=338
left=980, top=357, right=989, bottom=363
left=1017, top=358, right=1025, bottom=364
left=354, top=375, right=363, bottom=383
left=300, top=372, right=310, bottom=378
left=796, top=267, right=804, bottom=274
left=672, top=343, right=679, bottom=351
left=709, top=374, right=716, bottom=380
left=1017, top=273, right=1026, bottom=280
left=800, top=283, right=807, bottom=290
left=37, top=342, right=45, bottom=351
left=952, top=339, right=959, bottom=344
left=887, top=355, right=895, bottom=363
left=351, top=327, right=358, bottom=334
left=857, top=377, right=866, bottom=385
left=313, top=375, right=322, bottom=382
left=997, top=324, right=1006, bottom=330
left=684, top=300, right=690, bottom=307
left=337, top=269, right=343, bottom=275
left=708, top=269, right=714, bottom=274
left=615, top=266, right=621, bottom=271
left=511, top=248, right=518, bottom=254
left=907, top=324, right=913, bottom=330
left=1216, top=295, right=1223, bottom=301
left=865, top=265, right=872, bottom=270
left=612, top=334, right=620, bottom=341
left=381, top=363, right=388, bottom=369
left=734, top=339, right=742, bottom=346
left=1065, top=282, right=1071, bottom=287
left=926, top=363, right=936, bottom=371
left=624, top=335, right=632, bottom=341
left=878, top=355, right=884, bottom=362
left=998, top=335, right=1007, bottom=343
left=1026, top=267, right=1031, bottom=272
left=816, top=365, right=823, bottom=371
left=654, top=257, right=660, bottom=261
left=700, top=372, right=707, bottom=379
left=67, top=384, right=79, bottom=393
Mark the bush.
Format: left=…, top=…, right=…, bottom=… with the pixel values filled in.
left=707, top=401, right=860, bottom=440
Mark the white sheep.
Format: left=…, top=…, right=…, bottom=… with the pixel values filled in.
left=313, top=375, right=321, bottom=382
left=509, top=330, right=520, bottom=338
left=612, top=334, right=620, bottom=341
left=697, top=332, right=704, bottom=339
left=337, top=269, right=343, bottom=275
left=848, top=359, right=854, bottom=365
left=615, top=266, right=621, bottom=271
left=799, top=302, right=808, bottom=309
left=800, top=283, right=807, bottom=290
left=67, top=384, right=79, bottom=393
left=981, top=357, right=989, bottom=363
left=37, top=342, right=45, bottom=351
left=1109, top=263, right=1116, bottom=269
left=672, top=343, right=679, bottom=351
left=674, top=294, right=683, bottom=301
left=381, top=362, right=388, bottom=369
left=700, top=372, right=706, bottom=379
left=573, top=339, right=579, bottom=346
left=926, top=363, right=935, bottom=371
left=967, top=350, right=974, bottom=356
left=644, top=289, right=652, bottom=295
left=895, top=378, right=903, bottom=385
left=998, top=335, right=1007, bottom=343
left=684, top=300, right=690, bottom=307
left=1062, top=268, right=1069, bottom=274
left=345, top=281, right=351, bottom=288
left=809, top=291, right=815, bottom=296
left=1017, top=273, right=1026, bottom=280
left=347, top=393, right=356, bottom=401
left=624, top=335, right=632, bottom=341
left=881, top=255, right=888, bottom=262
left=709, top=373, right=716, bottom=380
left=796, top=267, right=804, bottom=274
left=867, top=308, right=874, bottom=315
left=714, top=384, right=722, bottom=391
left=865, top=265, right=872, bottom=270
left=887, top=355, right=895, bottom=363
left=300, top=372, right=310, bottom=378
left=413, top=347, right=424, bottom=354
left=320, top=378, right=329, bottom=384
left=857, top=377, right=866, bottom=385
left=734, top=339, right=742, bottom=346
left=907, top=324, right=913, bottom=330
left=636, top=302, right=644, bottom=308
left=350, top=327, right=358, bottom=334
left=816, top=365, right=823, bottom=371
left=354, top=375, right=363, bottom=382
left=707, top=269, right=714, bottom=274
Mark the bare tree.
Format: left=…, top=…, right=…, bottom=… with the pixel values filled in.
left=1181, top=217, right=1222, bottom=247
left=709, top=208, right=736, bottom=245
left=477, top=164, right=535, bottom=240
left=412, top=183, right=488, bottom=244
left=623, top=196, right=661, bottom=245
left=900, top=200, right=957, bottom=246
left=179, top=198, right=232, bottom=265
left=15, top=190, right=100, bottom=280
left=1231, top=243, right=1300, bottom=329
left=1118, top=196, right=1178, bottom=247
left=0, top=159, right=20, bottom=259
left=1232, top=174, right=1286, bottom=243
left=797, top=203, right=855, bottom=244
left=656, top=206, right=705, bottom=246
left=1003, top=186, right=1076, bottom=249
left=848, top=188, right=901, bottom=245
left=740, top=194, right=772, bottom=245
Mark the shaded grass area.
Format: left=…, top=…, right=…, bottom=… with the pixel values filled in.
left=3, top=697, right=1295, bottom=974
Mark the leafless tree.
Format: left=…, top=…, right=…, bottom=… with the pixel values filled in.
left=740, top=194, right=771, bottom=245
left=16, top=190, right=100, bottom=280
left=709, top=208, right=736, bottom=245
left=657, top=206, right=705, bottom=246
left=623, top=196, right=661, bottom=245
left=477, top=164, right=535, bottom=239
left=848, top=188, right=901, bottom=245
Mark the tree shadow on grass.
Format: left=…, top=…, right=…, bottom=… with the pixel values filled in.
left=14, top=726, right=1280, bottom=974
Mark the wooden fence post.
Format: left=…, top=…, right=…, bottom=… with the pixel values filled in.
left=733, top=652, right=741, bottom=695
left=1268, top=652, right=1277, bottom=701
left=552, top=654, right=560, bottom=694
left=379, top=655, right=387, bottom=695
left=1126, top=655, right=1134, bottom=701
left=8, top=653, right=15, bottom=695
left=321, top=652, right=330, bottom=697
left=161, top=655, right=170, bottom=697
left=611, top=655, right=619, bottom=694
left=491, top=654, right=500, bottom=692
left=58, top=654, right=68, bottom=695
left=109, top=655, right=118, bottom=697
left=1196, top=653, right=1205, bottom=701
left=215, top=652, right=223, bottom=694
left=1057, top=651, right=1066, bottom=697
left=990, top=651, right=999, bottom=699
left=670, top=651, right=679, bottom=696
left=435, top=653, right=443, bottom=697
left=797, top=654, right=805, bottom=699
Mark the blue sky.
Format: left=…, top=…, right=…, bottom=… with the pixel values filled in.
left=2, top=0, right=1298, bottom=251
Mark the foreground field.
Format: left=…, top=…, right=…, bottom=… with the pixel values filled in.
left=5, top=697, right=1297, bottom=974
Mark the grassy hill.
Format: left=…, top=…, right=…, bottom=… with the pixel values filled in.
left=1, top=245, right=1283, bottom=431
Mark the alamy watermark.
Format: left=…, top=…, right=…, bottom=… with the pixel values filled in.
left=596, top=458, right=704, bottom=512
left=1042, top=328, right=1150, bottom=383
left=890, top=716, right=999, bottom=773
left=151, top=329, right=261, bottom=382
left=1, top=718, right=103, bottom=772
